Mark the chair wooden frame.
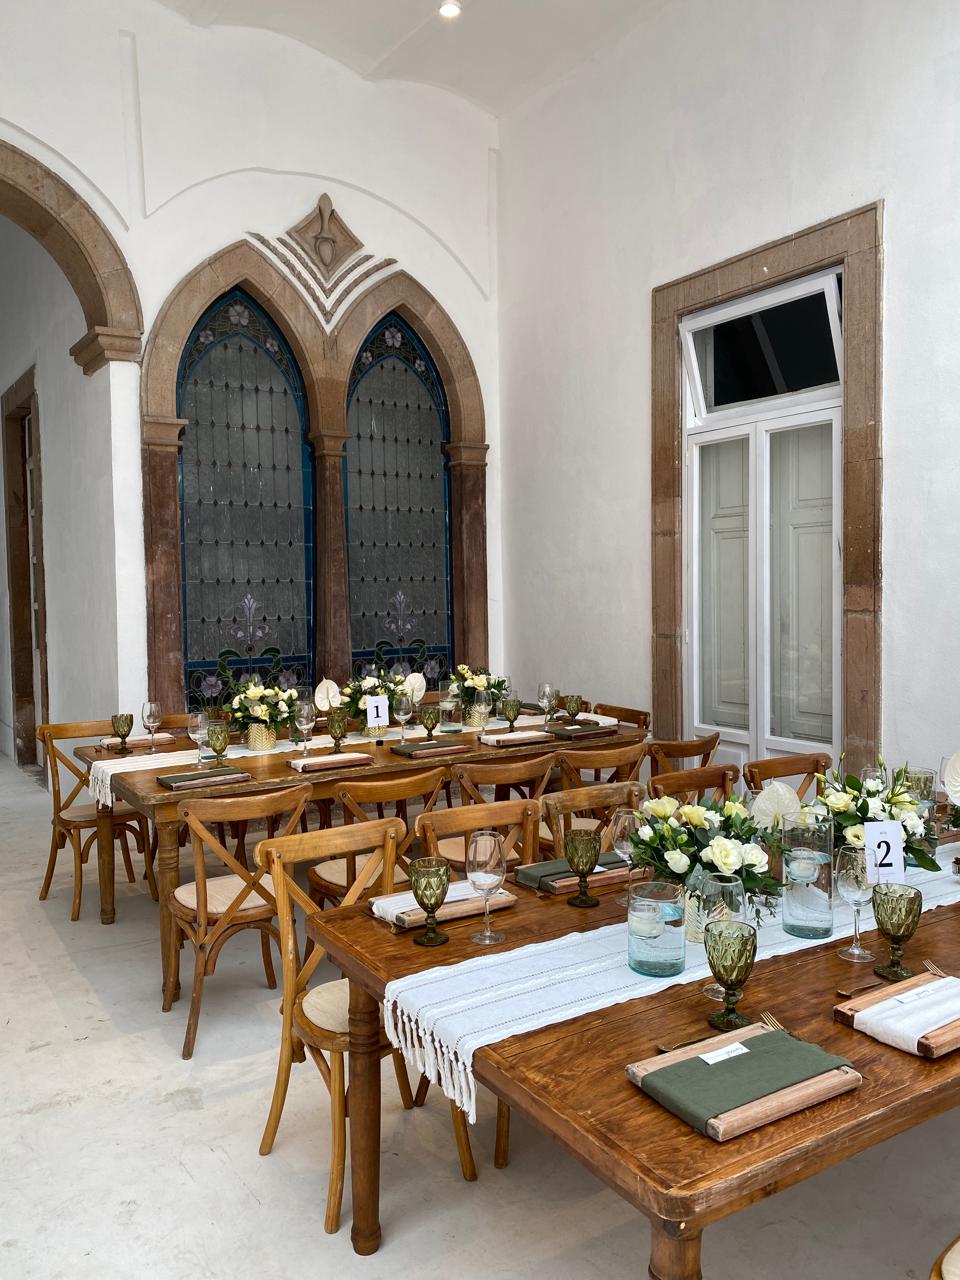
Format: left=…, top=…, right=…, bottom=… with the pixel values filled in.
left=169, top=784, right=311, bottom=1058
left=542, top=781, right=646, bottom=854
left=742, top=752, right=831, bottom=801
left=36, top=720, right=154, bottom=920
left=931, top=1235, right=960, bottom=1279
left=593, top=704, right=651, bottom=736
left=646, top=732, right=720, bottom=777
left=451, top=753, right=557, bottom=859
left=555, top=740, right=648, bottom=790
left=648, top=764, right=740, bottom=805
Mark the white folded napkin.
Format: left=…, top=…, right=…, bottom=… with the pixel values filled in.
left=372, top=879, right=481, bottom=923
left=288, top=752, right=370, bottom=772
left=480, top=729, right=553, bottom=746
left=99, top=732, right=176, bottom=749
left=853, top=976, right=960, bottom=1053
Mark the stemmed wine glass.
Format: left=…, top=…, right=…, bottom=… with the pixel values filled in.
left=394, top=692, right=413, bottom=744
left=704, top=920, right=757, bottom=1031
left=700, top=872, right=747, bottom=999
left=187, top=710, right=209, bottom=769
left=610, top=806, right=640, bottom=906
left=111, top=713, right=134, bottom=755
left=327, top=706, right=349, bottom=754
left=472, top=689, right=493, bottom=731
left=872, top=883, right=922, bottom=980
left=564, top=829, right=601, bottom=908
left=564, top=694, right=583, bottom=725
left=142, top=701, right=162, bottom=751
left=409, top=857, right=450, bottom=947
left=537, top=682, right=556, bottom=727
left=466, top=829, right=507, bottom=945
left=834, top=845, right=875, bottom=963
left=207, top=720, right=230, bottom=765
left=419, top=705, right=441, bottom=740
left=294, top=697, right=316, bottom=756
left=501, top=697, right=522, bottom=732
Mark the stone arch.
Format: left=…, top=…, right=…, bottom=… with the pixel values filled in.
left=0, top=140, right=142, bottom=372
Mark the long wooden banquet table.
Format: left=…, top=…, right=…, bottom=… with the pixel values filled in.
left=310, top=874, right=960, bottom=1280
left=74, top=722, right=643, bottom=997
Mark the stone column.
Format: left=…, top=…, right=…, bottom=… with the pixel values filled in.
left=142, top=415, right=187, bottom=710
left=445, top=441, right=489, bottom=668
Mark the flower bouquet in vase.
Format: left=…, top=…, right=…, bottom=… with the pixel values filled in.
left=449, top=665, right=509, bottom=727
left=338, top=668, right=412, bottom=737
left=228, top=680, right=298, bottom=752
left=805, top=760, right=939, bottom=872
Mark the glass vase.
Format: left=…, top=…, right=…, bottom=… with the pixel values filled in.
left=684, top=863, right=705, bottom=943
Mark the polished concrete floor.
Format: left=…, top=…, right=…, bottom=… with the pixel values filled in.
left=1, top=755, right=955, bottom=1279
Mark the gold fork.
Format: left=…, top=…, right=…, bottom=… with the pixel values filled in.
left=924, top=959, right=948, bottom=978
left=760, top=1011, right=786, bottom=1032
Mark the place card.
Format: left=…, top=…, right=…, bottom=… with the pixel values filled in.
left=700, top=1041, right=750, bottom=1065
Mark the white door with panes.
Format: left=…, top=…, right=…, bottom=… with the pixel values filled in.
left=681, top=270, right=843, bottom=770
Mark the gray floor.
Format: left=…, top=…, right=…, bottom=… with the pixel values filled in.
left=1, top=754, right=954, bottom=1279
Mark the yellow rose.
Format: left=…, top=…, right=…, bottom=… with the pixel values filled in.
left=723, top=799, right=749, bottom=820
left=678, top=804, right=709, bottom=828
left=643, top=796, right=679, bottom=820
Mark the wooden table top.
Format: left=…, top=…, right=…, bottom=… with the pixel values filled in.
left=310, top=882, right=960, bottom=1229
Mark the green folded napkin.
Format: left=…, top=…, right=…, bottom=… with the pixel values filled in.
left=641, top=1030, right=852, bottom=1134
left=515, top=850, right=622, bottom=889
left=158, top=767, right=250, bottom=790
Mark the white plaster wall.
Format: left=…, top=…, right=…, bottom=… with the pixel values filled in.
left=0, top=216, right=120, bottom=750
left=498, top=0, right=960, bottom=764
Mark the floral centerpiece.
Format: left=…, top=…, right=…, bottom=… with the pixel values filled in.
left=806, top=761, right=939, bottom=872
left=339, top=669, right=408, bottom=722
left=228, top=679, right=298, bottom=751
left=449, top=665, right=509, bottom=726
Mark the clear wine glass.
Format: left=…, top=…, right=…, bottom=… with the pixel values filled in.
left=537, top=681, right=556, bottom=726
left=142, top=700, right=162, bottom=751
left=394, top=692, right=413, bottom=743
left=294, top=698, right=316, bottom=756
left=860, top=762, right=886, bottom=791
left=466, top=829, right=507, bottom=945
left=834, top=845, right=875, bottom=963
left=187, top=710, right=209, bottom=769
left=472, top=688, right=493, bottom=730
left=700, top=872, right=747, bottom=1000
left=610, top=806, right=640, bottom=907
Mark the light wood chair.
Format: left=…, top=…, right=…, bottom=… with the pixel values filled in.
left=646, top=732, right=720, bottom=777
left=931, top=1236, right=960, bottom=1279
left=555, top=740, right=648, bottom=789
left=648, top=764, right=740, bottom=805
left=450, top=753, right=556, bottom=863
left=542, top=780, right=645, bottom=853
left=307, top=767, right=448, bottom=908
left=169, top=784, right=311, bottom=1058
left=256, top=816, right=476, bottom=1232
left=742, top=752, right=831, bottom=801
left=593, top=703, right=651, bottom=735
left=36, top=720, right=155, bottom=920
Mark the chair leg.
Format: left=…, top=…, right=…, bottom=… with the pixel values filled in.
left=39, top=828, right=61, bottom=900
left=414, top=1074, right=430, bottom=1107
left=391, top=1050, right=415, bottom=1110
left=450, top=1100, right=478, bottom=1182
left=162, top=921, right=181, bottom=1012
left=260, top=1022, right=296, bottom=1156
left=260, top=930, right=277, bottom=989
left=119, top=828, right=136, bottom=883
left=494, top=1099, right=511, bottom=1168
left=69, top=829, right=84, bottom=921
left=181, top=945, right=207, bottom=1060
left=324, top=1052, right=347, bottom=1234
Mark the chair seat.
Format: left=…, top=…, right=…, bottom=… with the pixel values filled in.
left=308, top=853, right=409, bottom=892
left=436, top=834, right=521, bottom=869
left=299, top=978, right=353, bottom=1034
left=172, top=872, right=276, bottom=916
left=939, top=1238, right=960, bottom=1280
left=60, top=801, right=140, bottom=827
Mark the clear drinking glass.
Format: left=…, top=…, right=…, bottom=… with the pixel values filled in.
left=834, top=845, right=874, bottom=963
left=700, top=872, right=747, bottom=999
left=466, top=829, right=506, bottom=945
left=904, top=766, right=936, bottom=824
left=627, top=880, right=685, bottom=976
left=394, top=693, right=413, bottom=743
left=439, top=681, right=461, bottom=732
left=187, top=710, right=209, bottom=768
left=472, top=689, right=493, bottom=730
left=142, top=701, right=162, bottom=751
left=781, top=813, right=834, bottom=938
left=860, top=763, right=887, bottom=791
left=537, top=681, right=556, bottom=727
left=294, top=698, right=316, bottom=755
left=610, top=807, right=640, bottom=906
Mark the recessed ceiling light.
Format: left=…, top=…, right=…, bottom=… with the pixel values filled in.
left=439, top=1, right=461, bottom=17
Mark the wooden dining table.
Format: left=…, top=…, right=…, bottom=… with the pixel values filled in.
left=309, top=879, right=960, bottom=1280
left=74, top=722, right=643, bottom=999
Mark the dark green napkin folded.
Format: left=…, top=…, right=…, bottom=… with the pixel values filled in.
left=158, top=767, right=250, bottom=790
left=515, top=850, right=622, bottom=889
left=641, top=1031, right=852, bottom=1134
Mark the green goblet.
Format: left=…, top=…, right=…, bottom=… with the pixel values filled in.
left=206, top=721, right=230, bottom=765
left=410, top=857, right=450, bottom=947
left=326, top=706, right=349, bottom=754
left=872, top=883, right=922, bottom=980
left=419, top=705, right=441, bottom=741
left=564, top=829, right=601, bottom=909
left=501, top=697, right=522, bottom=731
left=704, top=920, right=757, bottom=1030
left=111, top=713, right=134, bottom=755
left=564, top=694, right=583, bottom=724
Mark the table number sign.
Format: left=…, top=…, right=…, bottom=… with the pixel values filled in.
left=366, top=695, right=390, bottom=730
left=864, top=820, right=906, bottom=885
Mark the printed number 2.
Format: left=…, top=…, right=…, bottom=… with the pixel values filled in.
left=876, top=839, right=893, bottom=869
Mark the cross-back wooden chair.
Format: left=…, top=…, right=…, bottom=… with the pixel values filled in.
left=256, top=816, right=477, bottom=1232
left=449, top=753, right=556, bottom=863
left=416, top=796, right=543, bottom=1170
left=36, top=721, right=154, bottom=920
left=169, top=784, right=311, bottom=1058
left=307, top=767, right=448, bottom=908
left=555, top=740, right=648, bottom=790
left=742, top=752, right=832, bottom=801
left=542, top=780, right=645, bottom=853
left=646, top=731, right=720, bottom=778
left=592, top=703, right=651, bottom=735
left=648, top=764, right=740, bottom=805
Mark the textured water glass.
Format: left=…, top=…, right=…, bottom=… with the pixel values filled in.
left=326, top=706, right=349, bottom=754
left=904, top=766, right=936, bottom=825
left=564, top=829, right=602, bottom=908
left=410, top=857, right=450, bottom=947
left=700, top=872, right=747, bottom=999
left=628, top=881, right=684, bottom=976
left=872, top=882, right=922, bottom=980
left=501, top=697, right=522, bottom=731
left=142, top=701, right=162, bottom=751
left=564, top=694, right=583, bottom=724
left=419, top=705, right=441, bottom=740
left=860, top=763, right=887, bottom=790
left=834, top=845, right=874, bottom=963
left=781, top=814, right=834, bottom=939
left=111, top=713, right=134, bottom=754
left=206, top=721, right=230, bottom=765
left=704, top=920, right=757, bottom=1030
left=466, top=829, right=506, bottom=945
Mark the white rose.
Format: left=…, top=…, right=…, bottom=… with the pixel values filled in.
left=473, top=674, right=488, bottom=689
left=637, top=824, right=654, bottom=842
left=665, top=850, right=691, bottom=875
left=741, top=843, right=769, bottom=873
left=231, top=696, right=241, bottom=709
left=902, top=811, right=924, bottom=837
left=705, top=835, right=744, bottom=874
left=359, top=695, right=368, bottom=710
left=866, top=796, right=885, bottom=819
left=465, top=677, right=476, bottom=689
left=846, top=824, right=866, bottom=848
left=863, top=777, right=882, bottom=793
left=702, top=809, right=722, bottom=828
left=362, top=676, right=377, bottom=690
left=824, top=790, right=854, bottom=813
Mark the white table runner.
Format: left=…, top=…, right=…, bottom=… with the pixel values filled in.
left=384, top=854, right=960, bottom=1122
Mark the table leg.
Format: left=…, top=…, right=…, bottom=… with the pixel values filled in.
left=348, top=981, right=382, bottom=1255
left=648, top=1221, right=702, bottom=1280
left=157, top=818, right=181, bottom=1008
left=96, top=804, right=115, bottom=924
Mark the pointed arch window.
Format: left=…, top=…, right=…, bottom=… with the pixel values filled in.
left=177, top=288, right=314, bottom=703
left=345, top=314, right=453, bottom=678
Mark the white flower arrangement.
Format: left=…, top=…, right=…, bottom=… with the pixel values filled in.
left=340, top=668, right=407, bottom=718
left=449, top=664, right=508, bottom=707
left=228, top=680, right=297, bottom=730
left=806, top=761, right=939, bottom=871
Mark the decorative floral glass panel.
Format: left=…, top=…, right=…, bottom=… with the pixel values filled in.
left=345, top=314, right=452, bottom=681
left=177, top=289, right=314, bottom=705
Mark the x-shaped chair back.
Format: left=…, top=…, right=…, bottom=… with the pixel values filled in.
left=417, top=797, right=542, bottom=866
left=648, top=764, right=740, bottom=806
left=542, top=780, right=645, bottom=853
left=36, top=720, right=116, bottom=824
left=556, top=740, right=647, bottom=790
left=334, top=767, right=446, bottom=876
left=646, top=732, right=720, bottom=778
left=452, top=752, right=556, bottom=805
left=742, top=752, right=832, bottom=801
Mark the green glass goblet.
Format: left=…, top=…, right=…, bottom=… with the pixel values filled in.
left=206, top=721, right=230, bottom=766
left=111, top=713, right=134, bottom=755
left=564, top=829, right=601, bottom=909
left=410, top=857, right=450, bottom=947
left=564, top=694, right=583, bottom=724
left=326, top=707, right=349, bottom=754
left=872, top=883, right=922, bottom=980
left=501, top=697, right=522, bottom=731
left=704, top=920, right=757, bottom=1030
left=419, top=705, right=441, bottom=741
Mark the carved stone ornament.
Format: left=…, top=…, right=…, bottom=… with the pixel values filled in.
left=287, top=193, right=363, bottom=282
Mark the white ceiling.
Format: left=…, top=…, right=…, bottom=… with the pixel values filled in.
left=155, top=0, right=662, bottom=116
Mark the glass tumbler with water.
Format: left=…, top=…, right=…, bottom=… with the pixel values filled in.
left=781, top=814, right=834, bottom=939
left=439, top=680, right=461, bottom=733
left=627, top=881, right=685, bottom=976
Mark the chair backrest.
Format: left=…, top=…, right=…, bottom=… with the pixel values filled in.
left=648, top=764, right=739, bottom=805
left=646, top=732, right=720, bottom=777
left=416, top=797, right=542, bottom=866
left=35, top=720, right=117, bottom=819
left=541, top=780, right=645, bottom=852
left=452, top=753, right=556, bottom=804
left=742, top=752, right=831, bottom=801
left=556, top=740, right=647, bottom=789
left=159, top=713, right=190, bottom=731
left=593, top=704, right=651, bottom=735
left=177, top=784, right=311, bottom=939
left=334, top=766, right=447, bottom=866
left=255, top=817, right=405, bottom=1041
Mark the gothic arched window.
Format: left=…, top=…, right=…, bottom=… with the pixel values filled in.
left=345, top=314, right=453, bottom=679
left=177, top=288, right=314, bottom=704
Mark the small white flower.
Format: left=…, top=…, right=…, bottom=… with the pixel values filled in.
left=362, top=676, right=378, bottom=690
left=866, top=796, right=885, bottom=820
left=824, top=790, right=854, bottom=813
left=702, top=809, right=722, bottom=828
left=863, top=777, right=882, bottom=793
left=637, top=824, right=654, bottom=842
left=902, top=811, right=924, bottom=837
left=665, top=850, right=691, bottom=875
left=741, top=843, right=769, bottom=873
left=705, top=835, right=744, bottom=874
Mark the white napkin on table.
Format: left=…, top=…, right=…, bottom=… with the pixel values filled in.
left=288, top=752, right=370, bottom=772
left=853, top=976, right=960, bottom=1053
left=480, top=730, right=553, bottom=746
left=99, top=732, right=176, bottom=749
left=372, top=880, right=481, bottom=923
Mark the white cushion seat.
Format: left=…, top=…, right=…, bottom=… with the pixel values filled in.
left=298, top=978, right=384, bottom=1036
left=436, top=834, right=521, bottom=868
left=308, top=853, right=408, bottom=891
left=940, top=1238, right=960, bottom=1279
left=173, top=872, right=276, bottom=915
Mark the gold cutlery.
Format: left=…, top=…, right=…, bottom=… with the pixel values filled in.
left=655, top=1031, right=722, bottom=1054
left=760, top=1011, right=787, bottom=1033
left=924, top=959, right=948, bottom=978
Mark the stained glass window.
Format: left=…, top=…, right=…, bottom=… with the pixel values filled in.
left=177, top=289, right=314, bottom=705
left=345, top=314, right=452, bottom=681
